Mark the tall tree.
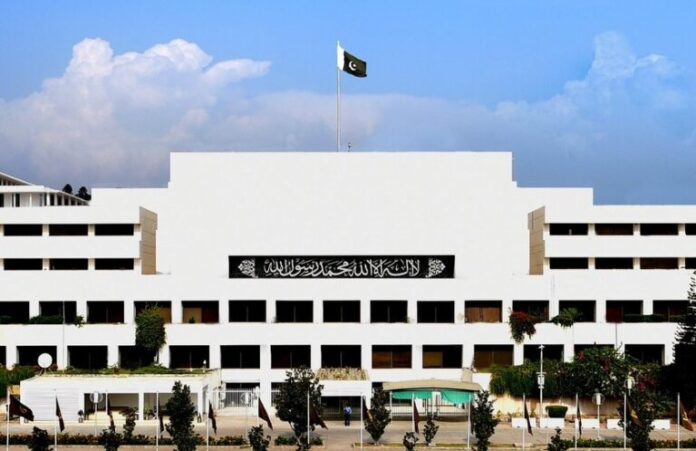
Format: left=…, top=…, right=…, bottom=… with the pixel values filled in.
left=165, top=381, right=198, bottom=451
left=275, top=368, right=323, bottom=441
left=471, top=391, right=499, bottom=451
left=672, top=271, right=696, bottom=411
left=134, top=306, right=166, bottom=364
left=364, top=387, right=392, bottom=444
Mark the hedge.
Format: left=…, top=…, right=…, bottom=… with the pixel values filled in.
left=560, top=438, right=696, bottom=448
left=0, top=433, right=246, bottom=446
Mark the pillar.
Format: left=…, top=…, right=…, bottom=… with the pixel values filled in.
left=138, top=392, right=145, bottom=421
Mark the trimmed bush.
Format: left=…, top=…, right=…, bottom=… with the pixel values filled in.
left=545, top=405, right=568, bottom=418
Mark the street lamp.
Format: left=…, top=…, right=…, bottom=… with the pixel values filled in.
left=624, top=374, right=635, bottom=450
left=537, top=345, right=546, bottom=425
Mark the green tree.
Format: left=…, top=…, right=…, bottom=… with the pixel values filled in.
left=618, top=374, right=666, bottom=451
left=364, top=387, right=392, bottom=444
left=569, top=346, right=632, bottom=397
left=122, top=407, right=137, bottom=441
left=471, top=391, right=499, bottom=451
left=165, top=381, right=198, bottom=451
left=247, top=425, right=271, bottom=451
left=402, top=431, right=418, bottom=451
left=671, top=271, right=696, bottom=411
left=134, top=306, right=166, bottom=364
left=547, top=428, right=569, bottom=451
left=275, top=368, right=323, bottom=441
left=423, top=413, right=440, bottom=446
left=28, top=427, right=52, bottom=451
left=551, top=308, right=582, bottom=328
left=99, top=426, right=123, bottom=451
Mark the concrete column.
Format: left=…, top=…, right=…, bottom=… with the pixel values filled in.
left=209, top=345, right=220, bottom=369
left=588, top=224, right=595, bottom=235
left=57, top=342, right=68, bottom=369
left=107, top=344, right=119, bottom=367
left=260, top=344, right=271, bottom=371
left=29, top=300, right=40, bottom=318
left=642, top=300, right=652, bottom=315
left=268, top=301, right=277, bottom=323
left=42, top=258, right=49, bottom=271
left=563, top=342, right=575, bottom=362
left=462, top=344, right=475, bottom=369
left=6, top=345, right=18, bottom=367
left=138, top=392, right=145, bottom=421
left=664, top=344, right=674, bottom=365
left=502, top=299, right=513, bottom=320
left=76, top=300, right=88, bottom=320
left=633, top=257, right=640, bottom=269
left=407, top=300, right=417, bottom=324
left=259, top=381, right=273, bottom=413
left=588, top=257, right=596, bottom=270
left=596, top=299, right=607, bottom=323
left=171, top=300, right=183, bottom=324
left=42, top=224, right=49, bottom=236
left=314, top=300, right=322, bottom=324
left=678, top=257, right=686, bottom=270
left=219, top=299, right=229, bottom=324
left=88, top=258, right=95, bottom=270
left=548, top=300, right=559, bottom=319
left=455, top=300, right=466, bottom=324
left=159, top=346, right=170, bottom=368
left=360, top=299, right=370, bottom=324
left=123, top=300, right=134, bottom=324
left=361, top=344, right=371, bottom=370
left=412, top=344, right=423, bottom=369
left=310, top=345, right=321, bottom=370
left=513, top=343, right=525, bottom=365
left=678, top=224, right=686, bottom=235
left=88, top=224, right=95, bottom=236
left=633, top=224, right=640, bottom=235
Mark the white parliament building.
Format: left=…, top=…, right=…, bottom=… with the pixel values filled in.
left=1, top=151, right=696, bottom=420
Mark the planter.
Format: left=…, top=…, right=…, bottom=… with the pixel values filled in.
left=652, top=419, right=670, bottom=431
left=540, top=417, right=565, bottom=429
left=512, top=417, right=536, bottom=429
left=575, top=418, right=600, bottom=429
left=607, top=418, right=622, bottom=430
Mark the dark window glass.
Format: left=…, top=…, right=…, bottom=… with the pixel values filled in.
left=3, top=224, right=42, bottom=236
left=0, top=301, right=30, bottom=323
left=423, top=345, right=462, bottom=368
left=95, top=259, right=134, bottom=270
left=229, top=300, right=266, bottom=322
left=625, top=345, right=664, bottom=364
left=68, top=346, right=108, bottom=370
left=182, top=301, right=219, bottom=323
left=512, top=300, right=549, bottom=321
left=49, top=258, right=88, bottom=270
left=606, top=301, right=642, bottom=323
left=574, top=344, right=614, bottom=357
left=0, top=346, right=5, bottom=367
left=87, top=301, right=125, bottom=324
left=653, top=301, right=689, bottom=322
left=370, top=301, right=408, bottom=323
left=686, top=258, right=696, bottom=270
left=134, top=301, right=172, bottom=323
left=371, top=345, right=411, bottom=369
left=549, top=224, right=588, bottom=235
left=686, top=224, right=696, bottom=235
left=48, top=224, right=88, bottom=236
left=17, top=346, right=57, bottom=366
left=417, top=301, right=454, bottom=323
left=595, top=224, right=634, bottom=235
left=473, top=345, right=513, bottom=370
left=549, top=258, right=588, bottom=269
left=271, top=345, right=311, bottom=368
left=523, top=345, right=563, bottom=362
left=169, top=346, right=209, bottom=369
left=275, top=301, right=313, bottom=323
left=94, top=224, right=134, bottom=236
left=640, top=224, right=678, bottom=235
left=595, top=258, right=634, bottom=270
left=39, top=301, right=77, bottom=323
left=3, top=259, right=42, bottom=270
left=221, top=346, right=261, bottom=369
left=323, top=301, right=360, bottom=323
left=119, top=346, right=155, bottom=369
left=465, top=301, right=502, bottom=323
left=640, top=258, right=678, bottom=270
left=558, top=300, right=596, bottom=322
left=321, top=345, right=361, bottom=368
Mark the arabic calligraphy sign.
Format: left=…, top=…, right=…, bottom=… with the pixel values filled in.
left=229, top=255, right=455, bottom=279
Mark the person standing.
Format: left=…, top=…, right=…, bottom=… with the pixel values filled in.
left=343, top=403, right=352, bottom=426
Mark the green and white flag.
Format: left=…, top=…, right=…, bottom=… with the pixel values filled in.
left=337, top=43, right=367, bottom=77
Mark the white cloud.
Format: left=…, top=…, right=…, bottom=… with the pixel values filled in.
left=0, top=33, right=694, bottom=203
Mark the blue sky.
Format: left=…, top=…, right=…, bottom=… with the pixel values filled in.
left=1, top=1, right=695, bottom=203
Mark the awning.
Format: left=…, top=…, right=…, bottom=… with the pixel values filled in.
left=382, top=379, right=482, bottom=404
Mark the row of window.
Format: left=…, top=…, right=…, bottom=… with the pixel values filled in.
left=2, top=258, right=135, bottom=271
left=549, top=223, right=696, bottom=236
left=0, top=343, right=665, bottom=371
left=550, top=257, right=696, bottom=270
left=0, top=299, right=687, bottom=325
left=1, top=223, right=134, bottom=236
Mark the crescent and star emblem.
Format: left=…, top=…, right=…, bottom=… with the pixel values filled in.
left=348, top=60, right=358, bottom=71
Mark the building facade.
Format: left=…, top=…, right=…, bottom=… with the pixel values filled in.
left=2, top=151, right=696, bottom=409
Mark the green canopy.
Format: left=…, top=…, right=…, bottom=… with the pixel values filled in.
left=391, top=389, right=474, bottom=404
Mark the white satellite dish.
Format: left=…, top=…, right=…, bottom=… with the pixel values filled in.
left=90, top=392, right=103, bottom=404
left=37, top=353, right=53, bottom=369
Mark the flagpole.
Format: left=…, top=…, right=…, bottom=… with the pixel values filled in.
left=336, top=42, right=341, bottom=152
left=677, top=392, right=681, bottom=450
left=306, top=391, right=311, bottom=447
left=359, top=395, right=363, bottom=450
left=6, top=387, right=10, bottom=450
left=54, top=391, right=58, bottom=451
left=466, top=400, right=471, bottom=449
left=206, top=400, right=209, bottom=451
left=411, top=394, right=415, bottom=433
left=156, top=392, right=159, bottom=451
left=623, top=390, right=627, bottom=450
left=522, top=394, right=526, bottom=451
left=574, top=394, right=578, bottom=451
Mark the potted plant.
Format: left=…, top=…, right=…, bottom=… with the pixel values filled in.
left=77, top=409, right=84, bottom=423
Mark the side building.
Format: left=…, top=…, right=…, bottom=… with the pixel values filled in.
left=1, top=152, right=695, bottom=419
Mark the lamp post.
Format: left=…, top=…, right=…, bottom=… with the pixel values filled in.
left=593, top=391, right=604, bottom=439
left=537, top=345, right=545, bottom=426
left=624, top=375, right=635, bottom=450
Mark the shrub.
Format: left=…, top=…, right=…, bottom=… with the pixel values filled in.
left=248, top=425, right=270, bottom=451
left=98, top=427, right=122, bottom=451
left=273, top=434, right=322, bottom=446
left=121, top=407, right=137, bottom=441
left=29, top=315, right=64, bottom=324
left=547, top=428, right=569, bottom=451
left=509, top=311, right=537, bottom=344
left=212, top=435, right=246, bottom=446
left=545, top=405, right=568, bottom=418
left=28, top=427, right=52, bottom=451
left=423, top=413, right=440, bottom=445
left=551, top=308, right=582, bottom=328
left=402, top=432, right=418, bottom=451
left=135, top=306, right=166, bottom=363
left=471, top=391, right=499, bottom=451
left=165, top=381, right=198, bottom=451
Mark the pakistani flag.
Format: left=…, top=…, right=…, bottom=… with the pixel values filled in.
left=337, top=43, right=367, bottom=77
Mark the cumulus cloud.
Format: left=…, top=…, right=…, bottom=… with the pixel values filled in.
left=0, top=32, right=694, bottom=203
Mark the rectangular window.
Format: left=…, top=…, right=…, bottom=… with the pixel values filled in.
left=417, top=301, right=455, bottom=323
left=549, top=224, right=588, bottom=235
left=422, top=345, right=462, bottom=368
left=3, top=259, right=42, bottom=270
left=323, top=301, right=360, bottom=323
left=595, top=258, right=634, bottom=270
left=0, top=301, right=30, bottom=324
left=371, top=345, right=412, bottom=369
left=94, top=224, right=134, bottom=236
left=275, top=301, right=313, bottom=323
left=39, top=301, right=77, bottom=323
left=95, top=259, right=134, bottom=270
left=370, top=301, right=408, bottom=323
left=686, top=258, right=696, bottom=269
left=523, top=344, right=563, bottom=362
left=271, top=345, right=311, bottom=368
left=221, top=345, right=261, bottom=369
left=321, top=345, right=361, bottom=368
left=558, top=300, right=596, bottom=322
left=595, top=224, right=634, bottom=235
left=549, top=258, right=589, bottom=269
left=3, top=224, right=42, bottom=236
left=653, top=300, right=689, bottom=322
left=473, top=345, right=513, bottom=370
left=512, top=300, right=549, bottom=321
left=48, top=224, right=88, bottom=236
left=624, top=345, right=664, bottom=364
left=686, top=224, right=696, bottom=235
left=640, top=224, right=678, bottom=235
left=0, top=346, right=5, bottom=367
left=169, top=345, right=209, bottom=369
left=87, top=301, right=125, bottom=324
left=465, top=301, right=502, bottom=323
left=17, top=346, right=57, bottom=367
left=229, top=300, right=266, bottom=322
left=119, top=346, right=155, bottom=369
left=68, top=346, right=108, bottom=370
left=640, top=258, right=678, bottom=270
left=49, top=258, right=88, bottom=270
left=182, top=301, right=219, bottom=323
left=574, top=344, right=614, bottom=357
left=134, top=301, right=172, bottom=323
left=606, top=300, right=642, bottom=323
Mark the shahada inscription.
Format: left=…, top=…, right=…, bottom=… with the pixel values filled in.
left=228, top=255, right=455, bottom=279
